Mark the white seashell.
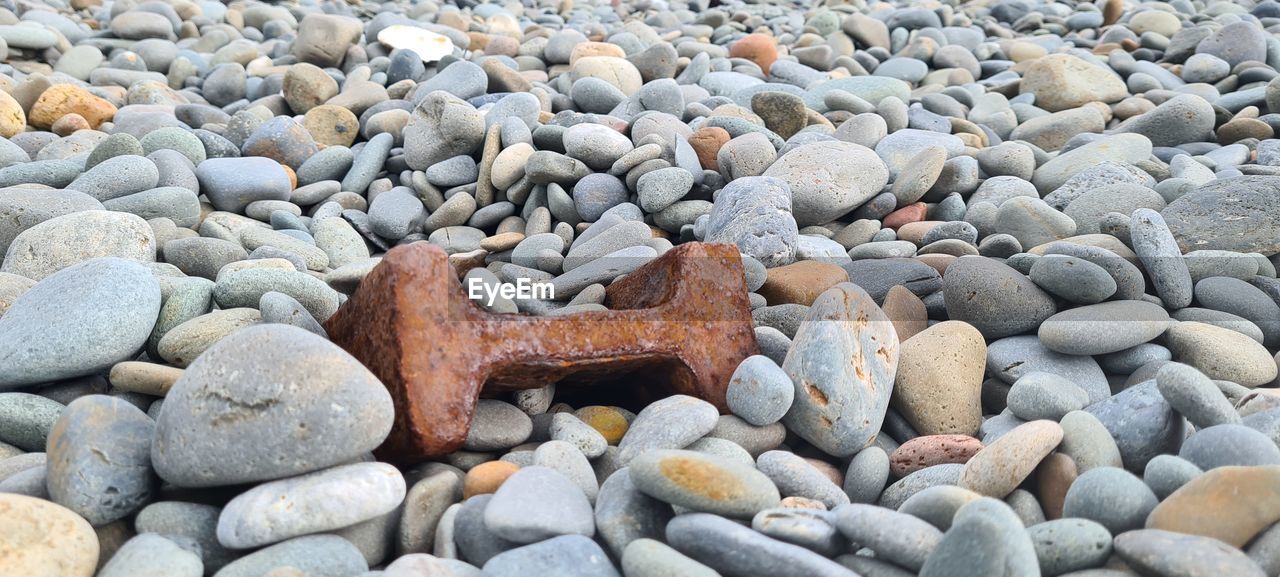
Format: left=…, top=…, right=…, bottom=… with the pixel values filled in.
left=376, top=25, right=455, bottom=63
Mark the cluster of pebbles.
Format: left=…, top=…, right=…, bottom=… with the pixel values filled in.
left=3, top=0, right=1280, bottom=575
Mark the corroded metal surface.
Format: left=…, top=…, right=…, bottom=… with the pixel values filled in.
left=324, top=241, right=759, bottom=463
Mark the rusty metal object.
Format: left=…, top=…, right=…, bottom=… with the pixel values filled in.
left=325, top=241, right=759, bottom=463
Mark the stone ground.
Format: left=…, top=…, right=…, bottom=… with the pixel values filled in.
left=1, top=0, right=1280, bottom=576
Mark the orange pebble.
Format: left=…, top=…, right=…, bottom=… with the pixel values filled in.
left=463, top=461, right=520, bottom=498
left=730, top=34, right=778, bottom=73
left=883, top=202, right=928, bottom=230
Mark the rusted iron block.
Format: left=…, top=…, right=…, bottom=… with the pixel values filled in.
left=324, top=241, right=759, bottom=463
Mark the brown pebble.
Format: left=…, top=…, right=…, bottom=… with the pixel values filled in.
left=1036, top=452, right=1077, bottom=520
left=889, top=434, right=984, bottom=477
left=689, top=126, right=731, bottom=172
left=51, top=113, right=90, bottom=137
left=881, top=285, right=927, bottom=342
left=758, top=261, right=848, bottom=306
left=883, top=203, right=928, bottom=230
left=108, top=361, right=184, bottom=396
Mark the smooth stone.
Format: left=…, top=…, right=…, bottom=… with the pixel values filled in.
left=1130, top=208, right=1193, bottom=309
left=629, top=449, right=780, bottom=519
left=726, top=355, right=794, bottom=426
left=1027, top=519, right=1112, bottom=576
left=3, top=211, right=156, bottom=281
left=1037, top=300, right=1170, bottom=356
left=617, top=395, right=718, bottom=464
left=762, top=141, right=889, bottom=226
left=0, top=258, right=160, bottom=389
left=217, top=462, right=405, bottom=548
left=196, top=157, right=292, bottom=213
left=152, top=325, right=393, bottom=487
left=594, top=467, right=674, bottom=558
left=1062, top=467, right=1158, bottom=533
left=1163, top=176, right=1280, bottom=256
left=1087, top=381, right=1186, bottom=471
left=782, top=283, right=899, bottom=457
left=1155, top=362, right=1240, bottom=429
left=0, top=493, right=100, bottom=577
left=1113, top=530, right=1265, bottom=577
left=1006, top=372, right=1089, bottom=421
left=1179, top=424, right=1280, bottom=470
left=1165, top=321, right=1278, bottom=387
left=666, top=513, right=860, bottom=577
left=959, top=420, right=1063, bottom=497
left=757, top=450, right=849, bottom=509
left=135, top=501, right=235, bottom=573
left=484, top=466, right=594, bottom=543
left=893, top=320, right=986, bottom=436
left=987, top=336, right=1110, bottom=404
left=211, top=535, right=367, bottom=577
left=622, top=538, right=719, bottom=577
left=97, top=534, right=202, bottom=577
left=482, top=535, right=620, bottom=577
left=46, top=395, right=156, bottom=526
left=942, top=256, right=1057, bottom=340
left=833, top=503, right=942, bottom=571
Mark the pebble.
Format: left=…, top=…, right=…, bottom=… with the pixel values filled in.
left=483, top=535, right=620, bottom=577
left=666, top=513, right=858, bottom=577
left=1037, top=300, right=1170, bottom=356
left=217, top=462, right=406, bottom=548
left=617, top=395, right=718, bottom=463
left=212, top=535, right=368, bottom=577
left=484, top=465, right=594, bottom=543
left=959, top=420, right=1063, bottom=498
left=782, top=283, right=898, bottom=457
left=1114, top=530, right=1266, bottom=577
left=0, top=493, right=100, bottom=577
left=97, top=534, right=202, bottom=577
left=46, top=395, right=155, bottom=526
left=893, top=320, right=986, bottom=436
left=1027, top=519, right=1112, bottom=576
left=726, top=355, right=794, bottom=426
left=942, top=256, right=1056, bottom=340
left=152, top=325, right=393, bottom=487
left=630, top=449, right=780, bottom=519
left=1062, top=466, right=1158, bottom=533
left=0, top=258, right=160, bottom=389
left=833, top=504, right=942, bottom=571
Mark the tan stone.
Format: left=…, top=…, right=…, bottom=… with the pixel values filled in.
left=570, top=56, right=643, bottom=96
left=892, top=320, right=986, bottom=436
left=730, top=34, right=778, bottom=73
left=0, top=90, right=25, bottom=138
left=463, top=461, right=521, bottom=499
left=1146, top=466, right=1280, bottom=547
left=303, top=104, right=359, bottom=147
left=569, top=41, right=626, bottom=64
left=479, top=232, right=525, bottom=253
left=1019, top=54, right=1128, bottom=112
left=0, top=494, right=99, bottom=577
left=109, top=361, right=184, bottom=396
left=758, top=261, right=848, bottom=306
left=881, top=285, right=927, bottom=343
left=29, top=85, right=117, bottom=129
left=959, top=420, right=1063, bottom=498
left=1166, top=321, right=1278, bottom=387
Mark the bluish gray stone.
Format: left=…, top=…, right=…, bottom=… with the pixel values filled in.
left=212, top=535, right=367, bottom=577
left=46, top=395, right=155, bottom=526
left=0, top=258, right=161, bottom=389
left=484, top=466, right=594, bottom=544
left=833, top=503, right=943, bottom=571
left=1062, top=467, right=1159, bottom=534
left=667, top=513, right=860, bottom=577
left=617, top=395, right=718, bottom=463
left=1087, top=380, right=1186, bottom=472
left=152, top=325, right=394, bottom=487
left=196, top=157, right=292, bottom=213
left=1027, top=518, right=1112, bottom=576
left=482, top=535, right=620, bottom=577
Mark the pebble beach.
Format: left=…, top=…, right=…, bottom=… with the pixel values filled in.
left=2, top=0, right=1280, bottom=576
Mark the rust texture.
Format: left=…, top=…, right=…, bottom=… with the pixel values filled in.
left=324, top=241, right=759, bottom=463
